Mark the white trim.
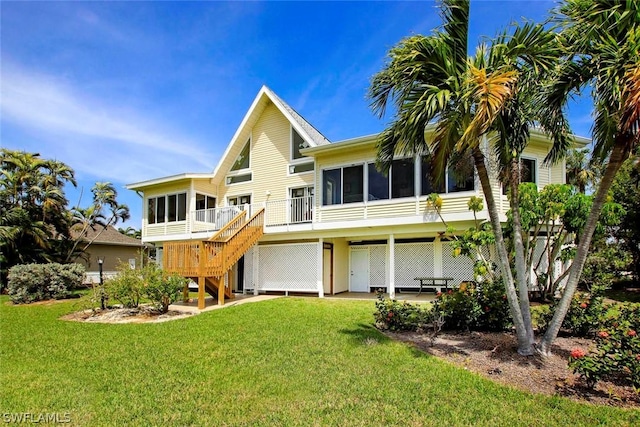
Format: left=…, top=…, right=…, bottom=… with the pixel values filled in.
left=227, top=193, right=253, bottom=207
left=317, top=238, right=324, bottom=298
left=388, top=234, right=395, bottom=299
left=126, top=173, right=214, bottom=190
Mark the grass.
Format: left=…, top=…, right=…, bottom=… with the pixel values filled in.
left=0, top=296, right=638, bottom=426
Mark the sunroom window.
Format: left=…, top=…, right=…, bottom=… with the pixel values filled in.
left=391, top=159, right=415, bottom=198
left=148, top=192, right=186, bottom=224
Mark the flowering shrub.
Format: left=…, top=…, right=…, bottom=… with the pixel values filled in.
left=373, top=291, right=432, bottom=331
left=432, top=282, right=482, bottom=330
left=569, top=304, right=640, bottom=388
left=539, top=284, right=608, bottom=337
left=431, top=280, right=512, bottom=332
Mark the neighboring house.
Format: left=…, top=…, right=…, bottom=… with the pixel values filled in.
left=126, top=86, right=587, bottom=309
left=72, top=225, right=148, bottom=284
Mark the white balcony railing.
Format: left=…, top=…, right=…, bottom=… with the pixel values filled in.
left=264, top=196, right=313, bottom=226
left=191, top=205, right=246, bottom=232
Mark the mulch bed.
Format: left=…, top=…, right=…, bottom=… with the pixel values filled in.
left=386, top=330, right=640, bottom=408
left=60, top=305, right=194, bottom=323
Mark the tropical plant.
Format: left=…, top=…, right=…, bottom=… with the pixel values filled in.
left=566, top=148, right=598, bottom=193
left=538, top=0, right=640, bottom=355
left=65, top=182, right=131, bottom=262
left=0, top=149, right=77, bottom=283
left=368, top=0, right=561, bottom=355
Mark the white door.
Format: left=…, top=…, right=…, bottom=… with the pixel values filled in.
left=350, top=248, right=369, bottom=292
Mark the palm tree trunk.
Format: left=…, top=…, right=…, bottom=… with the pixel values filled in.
left=538, top=143, right=629, bottom=355
left=507, top=159, right=535, bottom=347
left=472, top=148, right=534, bottom=355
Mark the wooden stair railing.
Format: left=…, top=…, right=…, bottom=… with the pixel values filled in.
left=163, top=208, right=265, bottom=309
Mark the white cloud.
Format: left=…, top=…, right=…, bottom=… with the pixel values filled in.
left=1, top=64, right=217, bottom=183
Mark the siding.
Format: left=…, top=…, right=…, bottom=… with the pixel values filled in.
left=367, top=201, right=415, bottom=218
left=192, top=178, right=216, bottom=196
left=219, top=102, right=314, bottom=206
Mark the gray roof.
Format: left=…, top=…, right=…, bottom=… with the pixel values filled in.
left=267, top=87, right=331, bottom=147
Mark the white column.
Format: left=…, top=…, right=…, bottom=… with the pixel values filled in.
left=317, top=238, right=324, bottom=298
left=253, top=246, right=259, bottom=296
left=388, top=234, right=395, bottom=299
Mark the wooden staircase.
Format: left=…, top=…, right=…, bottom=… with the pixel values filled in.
left=163, top=208, right=265, bottom=309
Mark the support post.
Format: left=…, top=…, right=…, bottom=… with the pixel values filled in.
left=198, top=276, right=205, bottom=310
left=317, top=238, right=324, bottom=298
left=219, top=273, right=226, bottom=306
left=389, top=234, right=395, bottom=299
left=183, top=283, right=189, bottom=303
left=198, top=242, right=206, bottom=309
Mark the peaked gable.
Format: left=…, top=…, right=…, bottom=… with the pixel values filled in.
left=212, top=86, right=330, bottom=180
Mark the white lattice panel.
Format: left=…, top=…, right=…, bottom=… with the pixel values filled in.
left=394, top=243, right=435, bottom=287
left=369, top=245, right=386, bottom=288
left=530, top=237, right=550, bottom=290
left=256, top=243, right=318, bottom=292
left=243, top=246, right=255, bottom=292
left=441, top=241, right=474, bottom=285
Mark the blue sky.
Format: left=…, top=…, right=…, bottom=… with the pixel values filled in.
left=1, top=1, right=592, bottom=228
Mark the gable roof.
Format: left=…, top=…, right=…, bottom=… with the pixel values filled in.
left=71, top=225, right=146, bottom=247
left=212, top=85, right=330, bottom=178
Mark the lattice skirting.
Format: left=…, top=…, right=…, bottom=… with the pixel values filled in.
left=253, top=243, right=319, bottom=292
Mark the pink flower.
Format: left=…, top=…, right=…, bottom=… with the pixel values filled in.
left=628, top=330, right=637, bottom=337
left=436, top=291, right=442, bottom=297
left=387, top=312, right=394, bottom=319
left=580, top=303, right=588, bottom=309
left=597, top=331, right=609, bottom=338
left=447, top=290, right=453, bottom=295
left=484, top=306, right=490, bottom=313
left=570, top=348, right=586, bottom=359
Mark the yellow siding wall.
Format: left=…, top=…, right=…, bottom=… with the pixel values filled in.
left=218, top=102, right=314, bottom=205
left=192, top=178, right=216, bottom=196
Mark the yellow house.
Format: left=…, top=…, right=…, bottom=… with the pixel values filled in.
left=126, top=86, right=587, bottom=309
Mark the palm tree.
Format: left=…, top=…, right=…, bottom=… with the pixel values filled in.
left=538, top=0, right=640, bottom=355
left=65, top=182, right=131, bottom=261
left=369, top=0, right=560, bottom=355
left=565, top=148, right=597, bottom=193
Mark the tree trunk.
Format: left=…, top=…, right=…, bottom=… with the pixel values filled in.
left=538, top=143, right=629, bottom=355
left=472, top=148, right=534, bottom=355
left=507, top=158, right=535, bottom=347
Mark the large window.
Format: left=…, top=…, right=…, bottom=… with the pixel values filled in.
left=391, top=159, right=415, bottom=198
left=231, top=139, right=250, bottom=171
left=521, top=158, right=536, bottom=184
left=368, top=163, right=389, bottom=201
left=447, top=158, right=475, bottom=193
left=420, top=158, right=445, bottom=195
left=323, top=168, right=342, bottom=205
left=148, top=193, right=186, bottom=224
left=322, top=166, right=364, bottom=205
left=291, top=128, right=309, bottom=160
left=195, top=194, right=216, bottom=210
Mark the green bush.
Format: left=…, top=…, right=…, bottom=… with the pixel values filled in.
left=432, top=282, right=482, bottom=331
left=143, top=265, right=188, bottom=313
left=105, top=262, right=145, bottom=308
left=539, top=284, right=609, bottom=337
left=7, top=263, right=84, bottom=304
left=476, top=279, right=513, bottom=331
left=569, top=304, right=640, bottom=388
left=373, top=291, right=432, bottom=332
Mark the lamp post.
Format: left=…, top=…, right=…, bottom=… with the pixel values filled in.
left=98, top=257, right=105, bottom=309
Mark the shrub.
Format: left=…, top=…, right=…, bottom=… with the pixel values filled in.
left=373, top=291, right=432, bottom=332
left=539, top=284, right=609, bottom=337
left=476, top=279, right=513, bottom=331
left=143, top=264, right=188, bottom=313
left=7, top=263, right=84, bottom=304
left=432, top=283, right=482, bottom=330
left=569, top=303, right=640, bottom=388
left=105, top=262, right=145, bottom=308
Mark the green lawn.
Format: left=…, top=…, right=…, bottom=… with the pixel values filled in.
left=0, top=296, right=637, bottom=426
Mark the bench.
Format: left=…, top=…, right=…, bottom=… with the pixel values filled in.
left=412, top=277, right=456, bottom=295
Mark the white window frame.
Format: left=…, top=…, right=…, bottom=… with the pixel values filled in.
left=147, top=191, right=188, bottom=224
